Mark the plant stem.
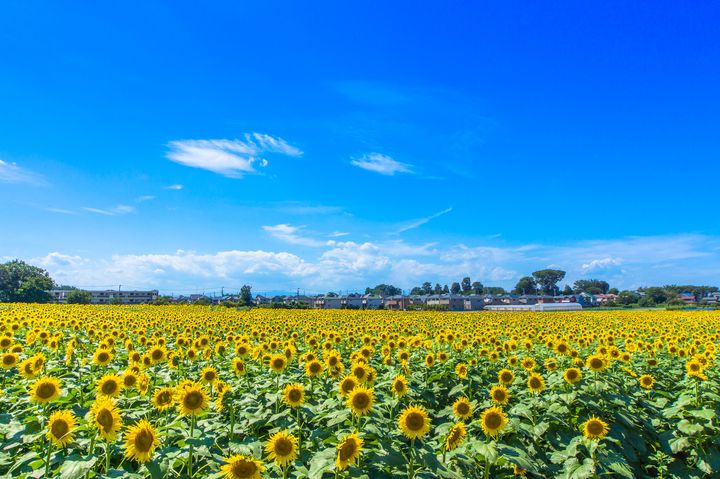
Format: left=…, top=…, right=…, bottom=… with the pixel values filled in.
left=188, top=415, right=195, bottom=477
left=44, top=440, right=53, bottom=477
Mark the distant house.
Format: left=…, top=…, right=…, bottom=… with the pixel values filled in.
left=701, top=292, right=720, bottom=304
left=384, top=295, right=410, bottom=310
left=48, top=289, right=159, bottom=305
left=362, top=295, right=384, bottom=309
left=344, top=296, right=364, bottom=309
left=594, top=293, right=618, bottom=304
left=463, top=295, right=485, bottom=311
left=426, top=294, right=465, bottom=311
left=486, top=302, right=582, bottom=312
left=679, top=292, right=696, bottom=304
left=254, top=295, right=271, bottom=306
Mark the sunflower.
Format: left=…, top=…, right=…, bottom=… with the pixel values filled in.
left=346, top=386, right=374, bottom=416
left=480, top=406, right=507, bottom=438
left=582, top=417, right=609, bottom=440
left=445, top=422, right=467, bottom=451
left=455, top=363, right=468, bottom=380
left=638, top=374, right=655, bottom=390
left=122, top=371, right=139, bottom=390
left=335, top=433, right=363, bottom=471
left=93, top=348, right=113, bottom=366
left=351, top=363, right=369, bottom=382
left=338, top=375, right=358, bottom=397
left=29, top=376, right=61, bottom=404
left=527, top=373, right=545, bottom=394
left=498, top=368, right=515, bottom=385
left=176, top=382, right=209, bottom=416
left=268, top=354, right=288, bottom=373
left=521, top=357, right=536, bottom=371
left=490, top=385, right=510, bottom=405
left=586, top=354, right=607, bottom=372
left=18, top=357, right=36, bottom=378
left=124, top=419, right=160, bottom=463
left=232, top=359, right=247, bottom=376
left=563, top=367, right=582, bottom=385
left=452, top=396, right=473, bottom=420
left=265, top=431, right=298, bottom=468
left=220, top=454, right=264, bottom=479
left=391, top=375, right=409, bottom=397
left=90, top=398, right=123, bottom=441
left=200, top=366, right=219, bottom=385
left=148, top=345, right=167, bottom=364
left=282, top=383, right=305, bottom=408
left=305, top=359, right=324, bottom=378
left=424, top=353, right=435, bottom=367
left=46, top=410, right=76, bottom=447
left=398, top=405, right=431, bottom=440
left=97, top=374, right=123, bottom=398
left=1, top=352, right=18, bottom=370
left=152, top=387, right=175, bottom=411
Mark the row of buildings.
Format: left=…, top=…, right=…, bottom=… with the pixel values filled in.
left=47, top=289, right=159, bottom=304
left=254, top=293, right=589, bottom=311
left=46, top=288, right=720, bottom=310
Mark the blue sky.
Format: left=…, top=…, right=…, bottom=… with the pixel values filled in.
left=1, top=1, right=719, bottom=295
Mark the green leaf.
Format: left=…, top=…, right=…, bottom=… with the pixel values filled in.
left=58, top=455, right=98, bottom=479
left=308, top=447, right=336, bottom=479
left=677, top=419, right=704, bottom=435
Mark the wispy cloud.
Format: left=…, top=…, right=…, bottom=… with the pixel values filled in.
left=46, top=208, right=80, bottom=216
left=164, top=184, right=184, bottom=190
left=166, top=134, right=302, bottom=178
left=397, top=207, right=453, bottom=233
left=0, top=160, right=45, bottom=186
left=262, top=224, right=325, bottom=247
left=351, top=153, right=413, bottom=176
left=82, top=205, right=135, bottom=216
left=328, top=231, right=350, bottom=238
left=136, top=195, right=155, bottom=202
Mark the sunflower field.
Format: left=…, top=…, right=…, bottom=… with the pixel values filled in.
left=1, top=305, right=720, bottom=479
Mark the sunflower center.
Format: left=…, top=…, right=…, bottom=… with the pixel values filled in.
left=2, top=355, right=14, bottom=366
left=310, top=363, right=321, bottom=373
left=274, top=438, right=293, bottom=456
left=102, top=381, right=118, bottom=395
left=204, top=372, right=216, bottom=381
left=152, top=350, right=163, bottom=360
left=184, top=391, right=203, bottom=409
left=37, top=383, right=57, bottom=399
left=98, top=352, right=109, bottom=362
left=124, top=375, right=137, bottom=387
left=587, top=420, right=604, bottom=436
left=529, top=378, right=541, bottom=389
left=272, top=359, right=285, bottom=369
left=484, top=412, right=502, bottom=430
left=231, top=459, right=257, bottom=478
left=338, top=441, right=357, bottom=461
left=97, top=409, right=114, bottom=431
left=342, top=381, right=355, bottom=394
left=567, top=370, right=578, bottom=380
left=288, top=389, right=302, bottom=402
left=590, top=358, right=603, bottom=369
left=456, top=403, right=470, bottom=415
left=51, top=419, right=69, bottom=438
left=158, top=391, right=172, bottom=404
left=500, top=372, right=512, bottom=383
left=405, top=412, right=425, bottom=431
left=134, top=428, right=154, bottom=452
left=493, top=391, right=506, bottom=401
left=352, top=393, right=369, bottom=409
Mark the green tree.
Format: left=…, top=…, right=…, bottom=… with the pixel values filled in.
left=442, top=284, right=450, bottom=294
left=451, top=282, right=461, bottom=295
left=434, top=283, right=443, bottom=294
left=365, top=284, right=402, bottom=296
left=484, top=286, right=507, bottom=295
left=617, top=291, right=639, bottom=305
left=573, top=279, right=610, bottom=294
left=513, top=276, right=537, bottom=295
left=608, top=288, right=619, bottom=295
left=240, top=285, right=253, bottom=306
left=562, top=284, right=573, bottom=295
left=532, top=269, right=566, bottom=296
left=461, top=277, right=472, bottom=294
left=0, top=260, right=56, bottom=303
left=421, top=282, right=433, bottom=295
left=471, top=281, right=483, bottom=295
left=66, top=289, right=92, bottom=304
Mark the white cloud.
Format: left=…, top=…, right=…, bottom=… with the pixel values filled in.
left=82, top=205, right=135, bottom=216
left=46, top=208, right=80, bottom=216
left=0, top=160, right=45, bottom=186
left=22, top=234, right=720, bottom=293
left=397, top=207, right=452, bottom=233
left=582, top=257, right=623, bottom=273
left=166, top=134, right=302, bottom=178
left=351, top=153, right=413, bottom=176
left=263, top=224, right=325, bottom=247
left=136, top=195, right=155, bottom=202
left=327, top=231, right=350, bottom=238
left=164, top=184, right=184, bottom=190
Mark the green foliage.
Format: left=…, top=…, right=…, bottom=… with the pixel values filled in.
left=513, top=276, right=537, bottom=295
left=0, top=260, right=55, bottom=303
left=239, top=285, right=253, bottom=306
left=532, top=269, right=566, bottom=296
left=66, top=290, right=91, bottom=304
left=364, top=284, right=402, bottom=296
